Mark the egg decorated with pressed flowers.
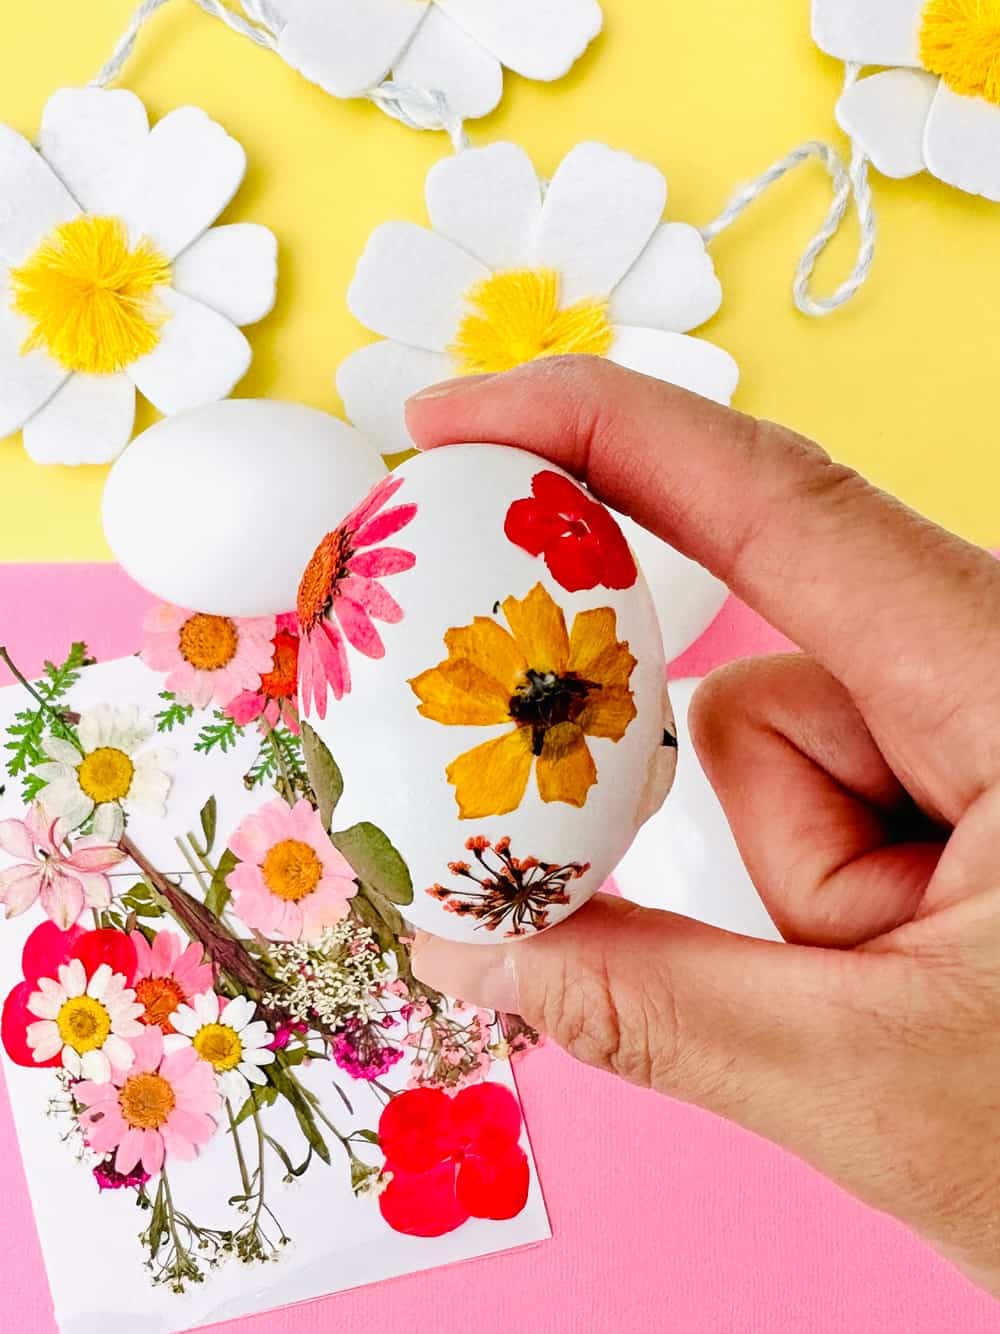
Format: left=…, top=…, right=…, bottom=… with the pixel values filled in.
left=296, top=444, right=677, bottom=945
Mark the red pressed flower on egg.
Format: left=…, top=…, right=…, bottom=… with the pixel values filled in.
left=504, top=469, right=637, bottom=592
left=377, top=1083, right=530, bottom=1237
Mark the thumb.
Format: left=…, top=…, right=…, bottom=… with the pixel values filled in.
left=411, top=894, right=895, bottom=1148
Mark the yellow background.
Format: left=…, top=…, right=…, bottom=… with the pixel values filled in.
left=2, top=0, right=998, bottom=560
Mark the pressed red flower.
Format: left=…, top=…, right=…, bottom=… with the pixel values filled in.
left=504, top=469, right=637, bottom=592
left=377, top=1082, right=529, bottom=1237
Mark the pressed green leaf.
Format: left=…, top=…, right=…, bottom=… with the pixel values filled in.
left=205, top=847, right=238, bottom=918
left=232, top=1082, right=278, bottom=1127
left=198, top=796, right=217, bottom=855
left=270, top=1067, right=332, bottom=1164
left=332, top=822, right=413, bottom=905
left=353, top=1128, right=381, bottom=1146
left=300, top=721, right=344, bottom=829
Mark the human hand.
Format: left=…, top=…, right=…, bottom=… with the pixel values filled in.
left=405, top=356, right=1000, bottom=1298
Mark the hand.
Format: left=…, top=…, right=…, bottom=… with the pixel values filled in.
left=405, top=356, right=1000, bottom=1299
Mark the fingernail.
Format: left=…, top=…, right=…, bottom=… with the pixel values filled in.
left=408, top=373, right=495, bottom=401
left=411, top=933, right=520, bottom=1012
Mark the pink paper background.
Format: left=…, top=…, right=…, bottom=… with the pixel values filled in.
left=1, top=564, right=995, bottom=1334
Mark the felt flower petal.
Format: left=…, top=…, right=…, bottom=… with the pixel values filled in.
left=348, top=221, right=488, bottom=351
left=22, top=371, right=135, bottom=466
left=0, top=126, right=79, bottom=265
left=394, top=4, right=503, bottom=121
left=0, top=285, right=68, bottom=437
left=38, top=88, right=149, bottom=215
left=118, top=107, right=246, bottom=259
left=609, top=223, right=722, bottom=334
left=923, top=81, right=1000, bottom=203
left=835, top=69, right=936, bottom=179
left=275, top=0, right=428, bottom=99
left=608, top=326, right=739, bottom=406
left=533, top=142, right=666, bottom=303
left=337, top=340, right=451, bottom=454
left=436, top=0, right=603, bottom=80
left=426, top=143, right=542, bottom=271
left=127, top=288, right=251, bottom=413
left=810, top=0, right=922, bottom=66
left=172, top=224, right=278, bottom=326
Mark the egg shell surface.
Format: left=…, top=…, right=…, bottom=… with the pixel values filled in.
left=303, top=444, right=676, bottom=945
left=102, top=399, right=387, bottom=617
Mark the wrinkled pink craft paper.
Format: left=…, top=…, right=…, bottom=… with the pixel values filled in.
left=0, top=565, right=995, bottom=1334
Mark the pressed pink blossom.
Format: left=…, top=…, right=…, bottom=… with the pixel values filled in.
left=130, top=929, right=214, bottom=1033
left=0, top=804, right=124, bottom=929
left=76, top=1026, right=219, bottom=1178
left=140, top=603, right=276, bottom=710
left=296, top=475, right=416, bottom=719
left=227, top=798, right=358, bottom=941
left=225, top=613, right=301, bottom=734
left=332, top=1018, right=405, bottom=1081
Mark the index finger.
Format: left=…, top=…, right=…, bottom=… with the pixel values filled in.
left=405, top=357, right=1000, bottom=821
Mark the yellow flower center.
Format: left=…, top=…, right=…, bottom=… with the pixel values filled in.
left=920, top=0, right=1000, bottom=105
left=77, top=746, right=134, bottom=804
left=119, top=1071, right=176, bottom=1130
left=9, top=215, right=171, bottom=375
left=451, top=268, right=613, bottom=376
left=135, top=975, right=186, bottom=1032
left=178, top=613, right=239, bottom=672
left=193, top=1022, right=243, bottom=1072
left=261, top=838, right=323, bottom=901
left=56, top=995, right=111, bottom=1053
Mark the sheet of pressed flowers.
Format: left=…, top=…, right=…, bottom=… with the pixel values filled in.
left=0, top=657, right=550, bottom=1334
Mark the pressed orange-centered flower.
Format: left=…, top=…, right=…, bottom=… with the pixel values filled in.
left=119, top=1070, right=176, bottom=1130
left=178, top=614, right=239, bottom=672
left=410, top=583, right=636, bottom=818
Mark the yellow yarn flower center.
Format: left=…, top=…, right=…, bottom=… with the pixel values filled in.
left=920, top=0, right=1000, bottom=105
left=77, top=747, right=134, bottom=804
left=261, top=838, right=323, bottom=901
left=119, top=1071, right=176, bottom=1129
left=179, top=614, right=239, bottom=672
left=57, top=995, right=111, bottom=1053
left=9, top=215, right=171, bottom=375
left=193, top=1022, right=243, bottom=1072
left=451, top=268, right=613, bottom=375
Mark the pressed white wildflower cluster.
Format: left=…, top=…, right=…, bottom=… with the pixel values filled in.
left=262, top=919, right=393, bottom=1028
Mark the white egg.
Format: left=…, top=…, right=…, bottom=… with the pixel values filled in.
left=102, top=400, right=387, bottom=617
left=617, top=517, right=729, bottom=662
left=299, top=444, right=677, bottom=945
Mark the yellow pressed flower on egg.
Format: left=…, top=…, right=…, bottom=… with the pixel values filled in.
left=409, top=583, right=637, bottom=819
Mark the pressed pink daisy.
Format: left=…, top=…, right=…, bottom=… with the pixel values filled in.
left=225, top=613, right=301, bottom=734
left=76, top=1025, right=219, bottom=1178
left=130, top=929, right=214, bottom=1033
left=227, top=798, right=358, bottom=941
left=0, top=804, right=124, bottom=929
left=296, top=475, right=416, bottom=719
left=140, top=603, right=276, bottom=711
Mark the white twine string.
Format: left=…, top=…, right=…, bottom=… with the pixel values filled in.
left=90, top=0, right=467, bottom=148
left=700, top=64, right=876, bottom=317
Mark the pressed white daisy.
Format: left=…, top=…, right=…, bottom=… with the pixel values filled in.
left=0, top=87, right=277, bottom=465
left=167, top=990, right=275, bottom=1109
left=813, top=0, right=1000, bottom=199
left=269, top=0, right=603, bottom=121
left=36, top=704, right=174, bottom=841
left=26, top=958, right=144, bottom=1081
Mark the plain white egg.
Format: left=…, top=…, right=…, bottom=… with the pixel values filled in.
left=102, top=399, right=387, bottom=617
left=300, top=444, right=677, bottom=945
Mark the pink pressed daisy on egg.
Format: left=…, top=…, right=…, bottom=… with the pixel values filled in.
left=296, top=475, right=416, bottom=719
left=140, top=603, right=276, bottom=710
left=76, top=1026, right=219, bottom=1178
left=227, top=798, right=358, bottom=941
left=225, top=613, right=301, bottom=734
left=131, top=930, right=214, bottom=1033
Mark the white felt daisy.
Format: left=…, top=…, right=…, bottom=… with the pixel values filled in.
left=37, top=704, right=174, bottom=842
left=813, top=0, right=1000, bottom=199
left=339, top=141, right=739, bottom=456
left=167, top=991, right=275, bottom=1109
left=0, top=87, right=277, bottom=465
left=269, top=0, right=603, bottom=121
